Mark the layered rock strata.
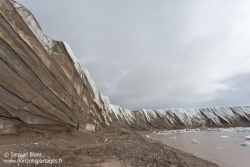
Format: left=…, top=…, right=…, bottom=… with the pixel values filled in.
left=0, top=0, right=250, bottom=134
left=0, top=0, right=110, bottom=134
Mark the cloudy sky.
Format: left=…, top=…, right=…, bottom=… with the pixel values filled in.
left=16, top=0, right=250, bottom=110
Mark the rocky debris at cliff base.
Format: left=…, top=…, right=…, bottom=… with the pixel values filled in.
left=0, top=128, right=218, bottom=167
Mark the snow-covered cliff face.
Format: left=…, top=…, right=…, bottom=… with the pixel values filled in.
left=0, top=0, right=250, bottom=134
left=106, top=106, right=250, bottom=129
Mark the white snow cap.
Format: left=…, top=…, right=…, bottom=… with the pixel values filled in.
left=62, top=41, right=79, bottom=69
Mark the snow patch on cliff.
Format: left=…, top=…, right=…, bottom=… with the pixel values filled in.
left=10, top=0, right=55, bottom=55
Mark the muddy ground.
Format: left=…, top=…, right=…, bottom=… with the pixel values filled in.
left=0, top=126, right=219, bottom=167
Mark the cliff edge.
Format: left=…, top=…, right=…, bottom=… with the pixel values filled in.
left=0, top=0, right=250, bottom=135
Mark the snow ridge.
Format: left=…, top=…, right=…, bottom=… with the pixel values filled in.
left=106, top=106, right=250, bottom=129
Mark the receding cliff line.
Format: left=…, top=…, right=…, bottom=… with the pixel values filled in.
left=0, top=0, right=250, bottom=135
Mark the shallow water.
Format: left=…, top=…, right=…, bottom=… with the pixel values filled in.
left=100, top=160, right=121, bottom=167
left=100, top=160, right=132, bottom=167
left=150, top=128, right=250, bottom=167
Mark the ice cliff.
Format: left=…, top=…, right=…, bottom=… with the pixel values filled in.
left=106, top=106, right=250, bottom=129
left=0, top=0, right=250, bottom=134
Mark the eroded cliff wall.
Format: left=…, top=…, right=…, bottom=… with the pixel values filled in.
left=0, top=0, right=250, bottom=135
left=106, top=106, right=250, bottom=130
left=0, top=0, right=111, bottom=134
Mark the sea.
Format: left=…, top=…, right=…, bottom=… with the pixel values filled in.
left=149, top=127, right=250, bottom=167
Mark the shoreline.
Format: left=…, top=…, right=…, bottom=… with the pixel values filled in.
left=143, top=127, right=250, bottom=167
left=0, top=127, right=220, bottom=167
left=139, top=130, right=220, bottom=167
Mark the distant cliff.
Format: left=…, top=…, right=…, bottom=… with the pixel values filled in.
left=106, top=106, right=250, bottom=129
left=0, top=0, right=250, bottom=135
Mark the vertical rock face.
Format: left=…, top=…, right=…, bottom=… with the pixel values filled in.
left=0, top=0, right=250, bottom=135
left=0, top=0, right=111, bottom=134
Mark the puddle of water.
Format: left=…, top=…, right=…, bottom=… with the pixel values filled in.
left=100, top=160, right=131, bottom=167
left=100, top=160, right=121, bottom=167
left=151, top=130, right=250, bottom=167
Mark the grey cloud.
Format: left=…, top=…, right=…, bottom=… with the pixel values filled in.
left=200, top=73, right=250, bottom=107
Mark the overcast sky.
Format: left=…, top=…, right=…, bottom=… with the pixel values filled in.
left=16, top=0, right=250, bottom=110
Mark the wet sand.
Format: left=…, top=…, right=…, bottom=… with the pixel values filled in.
left=150, top=129, right=250, bottom=167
